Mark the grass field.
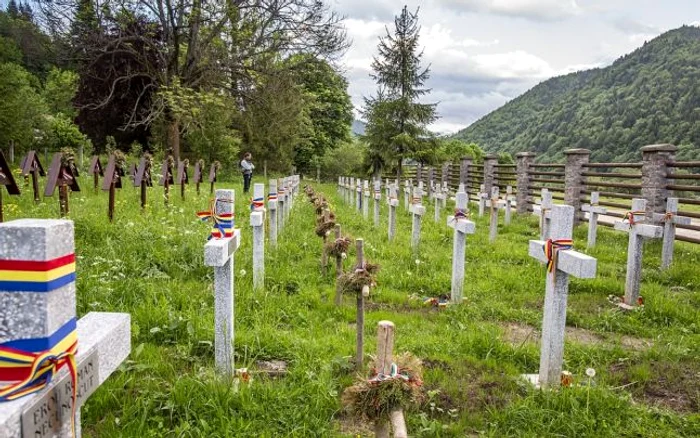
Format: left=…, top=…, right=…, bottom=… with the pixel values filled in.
left=3, top=176, right=699, bottom=437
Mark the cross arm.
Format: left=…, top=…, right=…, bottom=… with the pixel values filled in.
left=614, top=222, right=663, bottom=238
left=528, top=240, right=597, bottom=278
left=582, top=204, right=607, bottom=214
left=447, top=216, right=475, bottom=234
left=651, top=213, right=692, bottom=225
left=204, top=229, right=241, bottom=267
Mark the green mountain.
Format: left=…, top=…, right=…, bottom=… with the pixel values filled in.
left=453, top=26, right=700, bottom=162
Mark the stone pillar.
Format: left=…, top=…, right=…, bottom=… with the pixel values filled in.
left=515, top=152, right=536, bottom=214
left=564, top=149, right=590, bottom=225
left=641, top=144, right=676, bottom=216
left=483, top=154, right=498, bottom=195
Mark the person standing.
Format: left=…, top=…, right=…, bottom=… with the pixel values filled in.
left=240, top=152, right=255, bottom=193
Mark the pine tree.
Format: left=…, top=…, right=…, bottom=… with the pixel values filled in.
left=363, top=6, right=437, bottom=178
left=7, top=0, right=19, bottom=18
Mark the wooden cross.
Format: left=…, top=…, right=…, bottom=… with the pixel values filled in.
left=20, top=151, right=45, bottom=203
left=0, top=150, right=20, bottom=222
left=193, top=160, right=204, bottom=195
left=134, top=154, right=153, bottom=210
left=102, top=154, right=125, bottom=222
left=176, top=159, right=189, bottom=201
left=45, top=153, right=80, bottom=217
left=614, top=199, right=663, bottom=308
left=651, top=198, right=691, bottom=269
left=88, top=156, right=103, bottom=192
left=528, top=205, right=597, bottom=388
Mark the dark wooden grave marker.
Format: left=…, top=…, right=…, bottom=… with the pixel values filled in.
left=193, top=159, right=204, bottom=195
left=102, top=154, right=125, bottom=222
left=176, top=159, right=189, bottom=201
left=159, top=155, right=174, bottom=205
left=44, top=152, right=80, bottom=217
left=0, top=150, right=20, bottom=222
left=88, top=156, right=104, bottom=192
left=209, top=161, right=220, bottom=195
left=20, top=150, right=45, bottom=202
left=134, top=154, right=153, bottom=210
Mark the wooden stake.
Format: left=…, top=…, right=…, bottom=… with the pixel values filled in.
left=321, top=208, right=330, bottom=274
left=375, top=321, right=408, bottom=438
left=355, top=238, right=365, bottom=370
left=93, top=172, right=99, bottom=193
left=140, top=179, right=147, bottom=210
left=58, top=184, right=69, bottom=217
left=108, top=180, right=115, bottom=222
left=31, top=168, right=40, bottom=202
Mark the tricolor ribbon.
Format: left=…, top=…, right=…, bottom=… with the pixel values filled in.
left=662, top=212, right=675, bottom=222
left=267, top=192, right=277, bottom=202
left=411, top=196, right=422, bottom=205
left=250, top=197, right=265, bottom=211
left=624, top=210, right=645, bottom=226
left=542, top=239, right=573, bottom=273
left=0, top=332, right=78, bottom=436
left=453, top=208, right=469, bottom=220
left=197, top=198, right=234, bottom=239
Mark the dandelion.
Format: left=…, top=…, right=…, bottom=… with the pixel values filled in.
left=586, top=368, right=596, bottom=378
left=415, top=259, right=421, bottom=265
left=341, top=252, right=347, bottom=260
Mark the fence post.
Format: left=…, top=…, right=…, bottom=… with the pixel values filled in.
left=483, top=154, right=498, bottom=194
left=641, top=144, right=676, bottom=216
left=564, top=149, right=590, bottom=225
left=516, top=152, right=536, bottom=214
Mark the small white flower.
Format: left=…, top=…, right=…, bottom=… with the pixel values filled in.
left=239, top=269, right=247, bottom=276
left=341, top=253, right=347, bottom=259
left=415, top=259, right=421, bottom=265
left=586, top=368, right=596, bottom=378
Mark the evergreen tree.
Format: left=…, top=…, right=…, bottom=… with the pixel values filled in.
left=363, top=6, right=437, bottom=178
left=6, top=0, right=19, bottom=18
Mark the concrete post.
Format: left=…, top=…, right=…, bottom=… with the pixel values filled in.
left=483, top=154, right=498, bottom=195
left=516, top=152, right=536, bottom=214
left=564, top=149, right=590, bottom=225
left=641, top=144, right=677, bottom=217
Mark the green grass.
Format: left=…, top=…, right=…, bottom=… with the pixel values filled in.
left=3, top=177, right=699, bottom=437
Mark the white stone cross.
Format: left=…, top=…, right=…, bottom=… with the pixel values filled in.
left=373, top=179, right=381, bottom=227
left=0, top=219, right=131, bottom=437
left=447, top=191, right=476, bottom=303
left=277, top=177, right=286, bottom=232
left=581, top=192, right=607, bottom=248
left=387, top=184, right=399, bottom=241
left=533, top=189, right=553, bottom=240
left=283, top=177, right=291, bottom=221
left=652, top=197, right=690, bottom=269
left=409, top=185, right=425, bottom=252
left=441, top=181, right=449, bottom=208
left=362, top=180, right=370, bottom=219
left=486, top=187, right=504, bottom=242
left=504, top=186, right=515, bottom=225
left=204, top=189, right=241, bottom=375
left=478, top=184, right=487, bottom=217
left=268, top=179, right=278, bottom=248
left=251, top=183, right=265, bottom=290
left=614, top=199, right=663, bottom=307
left=403, top=180, right=411, bottom=212
left=355, top=178, right=362, bottom=212
left=527, top=205, right=597, bottom=388
left=385, top=178, right=390, bottom=199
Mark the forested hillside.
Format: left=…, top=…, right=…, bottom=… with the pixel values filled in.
left=453, top=26, right=700, bottom=162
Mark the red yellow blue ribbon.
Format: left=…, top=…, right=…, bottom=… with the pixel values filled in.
left=250, top=197, right=265, bottom=211
left=543, top=239, right=573, bottom=273
left=197, top=198, right=234, bottom=239
left=0, top=335, right=78, bottom=435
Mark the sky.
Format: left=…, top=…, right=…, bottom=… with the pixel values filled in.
left=332, top=0, right=700, bottom=134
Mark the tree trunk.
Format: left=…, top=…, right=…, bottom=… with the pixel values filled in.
left=167, top=119, right=181, bottom=162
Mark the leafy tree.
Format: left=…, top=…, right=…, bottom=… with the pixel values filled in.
left=0, top=62, right=46, bottom=152
left=321, top=139, right=367, bottom=179
left=436, top=138, right=484, bottom=163
left=41, top=113, right=91, bottom=151
left=43, top=68, right=78, bottom=118
left=363, top=6, right=437, bottom=178
left=289, top=55, right=353, bottom=173
left=0, top=6, right=54, bottom=78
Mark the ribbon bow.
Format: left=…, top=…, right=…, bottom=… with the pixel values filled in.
left=0, top=341, right=78, bottom=435
left=453, top=208, right=469, bottom=220
left=543, top=239, right=573, bottom=273
left=624, top=211, right=645, bottom=226
left=267, top=192, right=278, bottom=202
left=250, top=197, right=265, bottom=211
left=662, top=212, right=675, bottom=222
left=197, top=198, right=234, bottom=239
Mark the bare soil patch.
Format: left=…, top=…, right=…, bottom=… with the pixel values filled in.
left=500, top=321, right=652, bottom=350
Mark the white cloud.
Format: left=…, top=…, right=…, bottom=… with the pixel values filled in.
left=439, top=0, right=581, bottom=21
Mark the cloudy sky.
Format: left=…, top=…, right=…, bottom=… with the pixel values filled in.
left=332, top=0, right=700, bottom=134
